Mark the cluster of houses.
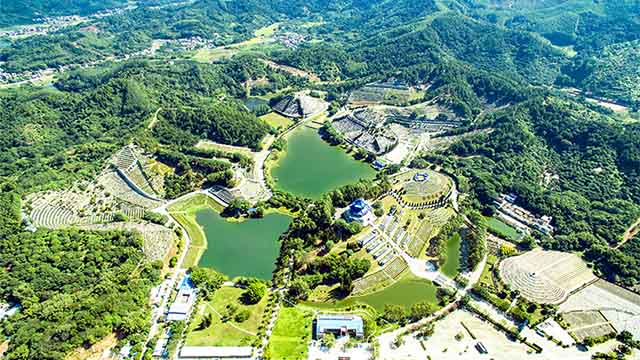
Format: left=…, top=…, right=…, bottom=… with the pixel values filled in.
left=495, top=194, right=554, bottom=236
left=277, top=32, right=305, bottom=49
left=0, top=7, right=129, bottom=38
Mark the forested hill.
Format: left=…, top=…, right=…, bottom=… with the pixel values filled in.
left=1, top=0, right=640, bottom=357
left=0, top=0, right=128, bottom=27
left=0, top=58, right=297, bottom=193
left=0, top=182, right=161, bottom=359
left=5, top=0, right=639, bottom=107
left=461, top=0, right=640, bottom=107
left=420, top=97, right=640, bottom=285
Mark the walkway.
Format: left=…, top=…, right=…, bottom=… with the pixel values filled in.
left=373, top=222, right=457, bottom=289
left=377, top=255, right=487, bottom=358
left=141, top=205, right=193, bottom=357
left=254, top=253, right=295, bottom=359
left=615, top=217, right=640, bottom=249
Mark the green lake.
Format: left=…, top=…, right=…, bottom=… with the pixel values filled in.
left=271, top=126, right=376, bottom=199
left=442, top=233, right=461, bottom=278
left=306, top=275, right=439, bottom=312
left=196, top=208, right=292, bottom=280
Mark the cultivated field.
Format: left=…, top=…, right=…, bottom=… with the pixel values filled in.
left=192, top=24, right=282, bottom=63
left=499, top=249, right=596, bottom=304
left=348, top=84, right=424, bottom=107
left=562, top=311, right=615, bottom=342
left=352, top=256, right=409, bottom=295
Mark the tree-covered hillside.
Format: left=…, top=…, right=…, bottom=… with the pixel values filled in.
left=0, top=58, right=297, bottom=193
left=421, top=97, right=640, bottom=285
left=0, top=0, right=128, bottom=27
left=463, top=0, right=640, bottom=106
left=0, top=182, right=161, bottom=359
left=2, top=0, right=640, bottom=357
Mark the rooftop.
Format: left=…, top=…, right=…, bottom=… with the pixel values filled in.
left=315, top=314, right=364, bottom=335
left=179, top=346, right=253, bottom=358
left=348, top=199, right=372, bottom=218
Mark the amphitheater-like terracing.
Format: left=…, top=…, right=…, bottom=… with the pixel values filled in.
left=499, top=249, right=597, bottom=304
left=25, top=145, right=175, bottom=260
left=26, top=145, right=166, bottom=229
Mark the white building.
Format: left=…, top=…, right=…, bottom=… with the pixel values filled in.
left=179, top=346, right=253, bottom=359
left=0, top=303, right=19, bottom=320
left=167, top=287, right=196, bottom=321
left=152, top=338, right=168, bottom=358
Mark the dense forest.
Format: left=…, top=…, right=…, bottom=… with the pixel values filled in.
left=0, top=58, right=298, bottom=194
left=419, top=97, right=640, bottom=285
left=0, top=182, right=161, bottom=359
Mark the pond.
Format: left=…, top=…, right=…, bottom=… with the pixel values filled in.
left=442, top=233, right=461, bottom=278
left=305, top=274, right=439, bottom=312
left=350, top=276, right=438, bottom=312
left=271, top=126, right=376, bottom=199
left=243, top=97, right=269, bottom=112
left=196, top=208, right=292, bottom=280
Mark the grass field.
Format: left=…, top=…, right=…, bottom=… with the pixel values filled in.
left=478, top=255, right=500, bottom=289
left=260, top=112, right=294, bottom=130
left=194, top=139, right=254, bottom=156
left=442, top=233, right=461, bottom=278
left=168, top=194, right=224, bottom=268
left=485, top=216, right=522, bottom=241
left=266, top=305, right=313, bottom=360
left=185, top=286, right=269, bottom=346
left=192, top=47, right=235, bottom=62
left=192, top=23, right=281, bottom=63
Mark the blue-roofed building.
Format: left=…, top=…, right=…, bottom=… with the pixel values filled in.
left=372, top=159, right=386, bottom=170
left=343, top=198, right=375, bottom=226
left=167, top=274, right=197, bottom=321
left=177, top=273, right=195, bottom=290
left=315, top=314, right=364, bottom=339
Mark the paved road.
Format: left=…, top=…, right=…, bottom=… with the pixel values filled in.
left=372, top=221, right=457, bottom=289
left=140, top=204, right=192, bottom=358
left=377, top=255, right=487, bottom=359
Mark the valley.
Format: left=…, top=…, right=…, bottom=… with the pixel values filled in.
left=0, top=1, right=639, bottom=360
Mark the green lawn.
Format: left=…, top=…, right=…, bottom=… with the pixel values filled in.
left=192, top=46, right=233, bottom=62
left=266, top=306, right=313, bottom=360
left=485, top=216, right=522, bottom=241
left=478, top=255, right=500, bottom=289
left=442, top=233, right=461, bottom=278
left=260, top=112, right=294, bottom=130
left=185, top=287, right=269, bottom=346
